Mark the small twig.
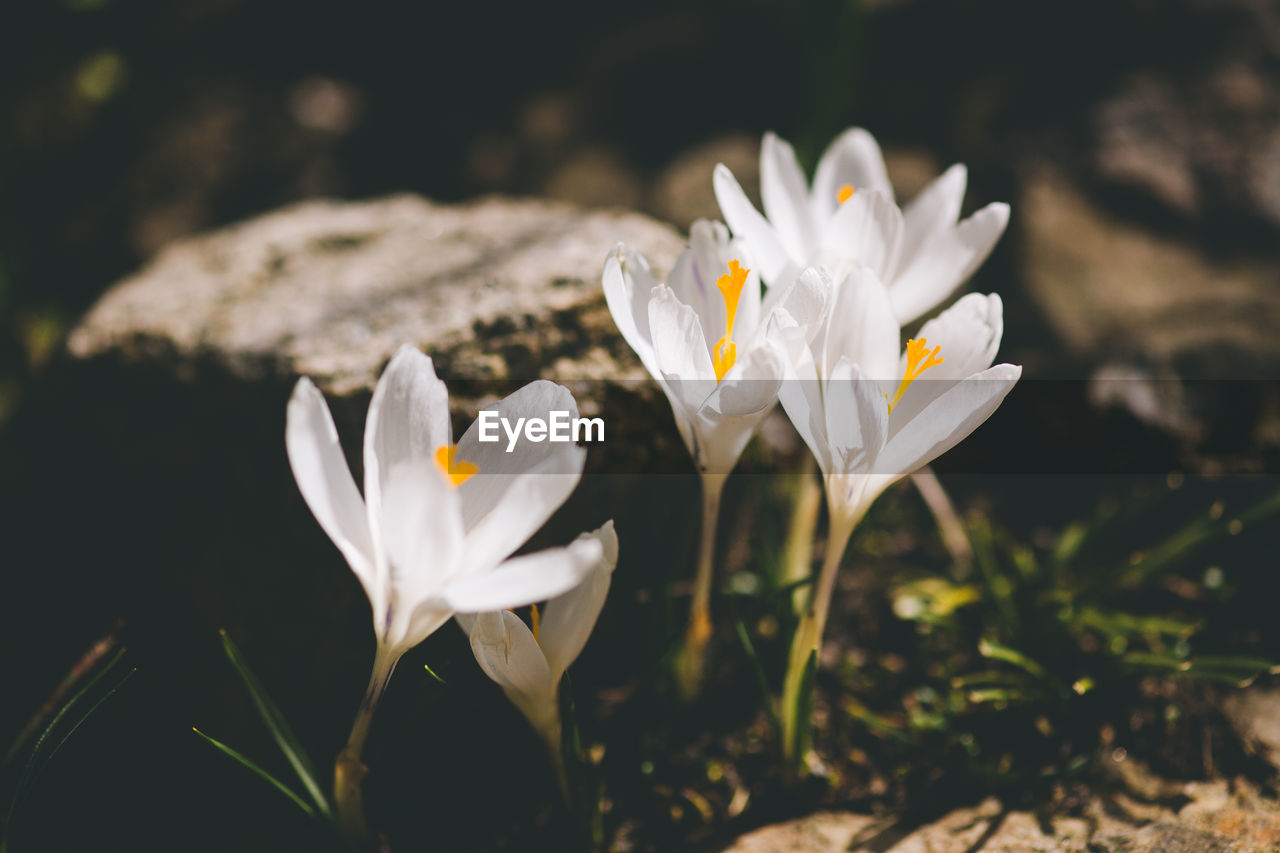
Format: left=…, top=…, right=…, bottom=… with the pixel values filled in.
left=911, top=467, right=973, bottom=576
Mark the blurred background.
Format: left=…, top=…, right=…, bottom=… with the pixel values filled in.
left=1, top=0, right=1279, bottom=850
left=4, top=0, right=1280, bottom=400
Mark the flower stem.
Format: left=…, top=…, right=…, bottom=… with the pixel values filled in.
left=676, top=471, right=728, bottom=700
left=334, top=643, right=398, bottom=847
left=780, top=462, right=822, bottom=613
left=780, top=509, right=857, bottom=769
left=543, top=717, right=570, bottom=808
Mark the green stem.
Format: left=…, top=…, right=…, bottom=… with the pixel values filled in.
left=781, top=462, right=822, bottom=613
left=780, top=509, right=858, bottom=768
left=334, top=643, right=398, bottom=847
left=676, top=471, right=728, bottom=699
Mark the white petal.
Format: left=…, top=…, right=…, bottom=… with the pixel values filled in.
left=811, top=128, right=894, bottom=224
left=900, top=163, right=967, bottom=261
left=822, top=265, right=900, bottom=383
left=649, top=284, right=717, bottom=414
left=376, top=459, right=463, bottom=644
left=693, top=342, right=784, bottom=474
left=285, top=378, right=378, bottom=605
left=824, top=360, right=889, bottom=475
left=759, top=265, right=832, bottom=346
left=819, top=188, right=904, bottom=282
left=539, top=521, right=619, bottom=687
left=777, top=334, right=833, bottom=475
left=603, top=244, right=663, bottom=379
left=442, top=535, right=605, bottom=613
left=455, top=380, right=586, bottom=569
left=761, top=132, right=817, bottom=262
left=888, top=202, right=1010, bottom=325
left=916, top=292, right=1004, bottom=379
left=363, top=346, right=451, bottom=570
left=667, top=221, right=761, bottom=347
left=704, top=342, right=784, bottom=417
left=469, top=611, right=557, bottom=733
left=713, top=163, right=798, bottom=286
left=885, top=292, right=1004, bottom=430
left=878, top=363, right=1021, bottom=476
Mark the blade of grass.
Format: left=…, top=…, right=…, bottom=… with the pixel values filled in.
left=1123, top=652, right=1280, bottom=686
left=44, top=667, right=135, bottom=763
left=3, top=627, right=120, bottom=768
left=422, top=663, right=447, bottom=685
left=192, top=728, right=316, bottom=818
left=733, top=617, right=780, bottom=732
left=219, top=630, right=331, bottom=818
left=969, top=516, right=1020, bottom=637
left=840, top=697, right=913, bottom=744
left=951, top=670, right=1037, bottom=690
left=1118, top=491, right=1280, bottom=590
left=966, top=686, right=1051, bottom=705
left=18, top=647, right=126, bottom=780
left=4, top=648, right=129, bottom=845
left=978, top=638, right=1069, bottom=698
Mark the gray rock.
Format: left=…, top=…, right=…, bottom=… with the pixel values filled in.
left=1087, top=2, right=1280, bottom=229
left=1019, top=165, right=1280, bottom=374
left=68, top=193, right=683, bottom=397
left=1223, top=686, right=1280, bottom=774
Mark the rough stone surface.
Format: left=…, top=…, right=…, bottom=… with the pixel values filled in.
left=1091, top=42, right=1280, bottom=228
left=1019, top=166, right=1280, bottom=374
left=722, top=777, right=1280, bottom=852
left=1224, top=686, right=1280, bottom=774
left=68, top=193, right=685, bottom=397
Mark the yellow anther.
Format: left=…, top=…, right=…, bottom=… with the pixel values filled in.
left=711, top=259, right=750, bottom=382
left=886, top=337, right=944, bottom=414
left=530, top=603, right=541, bottom=644
left=837, top=184, right=855, bottom=204
left=434, top=444, right=478, bottom=486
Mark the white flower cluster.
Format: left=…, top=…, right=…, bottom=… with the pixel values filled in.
left=284, top=126, right=1020, bottom=834
left=606, top=127, right=1020, bottom=745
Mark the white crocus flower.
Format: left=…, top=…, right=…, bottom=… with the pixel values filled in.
left=285, top=344, right=602, bottom=839
left=776, top=265, right=1021, bottom=759
left=603, top=220, right=830, bottom=477
left=783, top=266, right=1022, bottom=526
left=458, top=520, right=618, bottom=790
left=714, top=128, right=1010, bottom=324
left=602, top=219, right=830, bottom=696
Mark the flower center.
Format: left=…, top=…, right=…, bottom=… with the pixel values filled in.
left=434, top=444, right=478, bottom=486
left=712, top=259, right=750, bottom=383
left=887, top=337, right=944, bottom=414
left=837, top=184, right=855, bottom=204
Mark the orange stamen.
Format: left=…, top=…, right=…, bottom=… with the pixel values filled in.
left=434, top=444, right=478, bottom=486
left=711, top=259, right=750, bottom=382
left=837, top=184, right=855, bottom=204
left=886, top=337, right=944, bottom=414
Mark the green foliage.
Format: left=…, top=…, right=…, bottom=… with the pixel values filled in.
left=863, top=483, right=1280, bottom=791
left=192, top=631, right=332, bottom=822
left=191, top=728, right=319, bottom=819
left=2, top=643, right=133, bottom=851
